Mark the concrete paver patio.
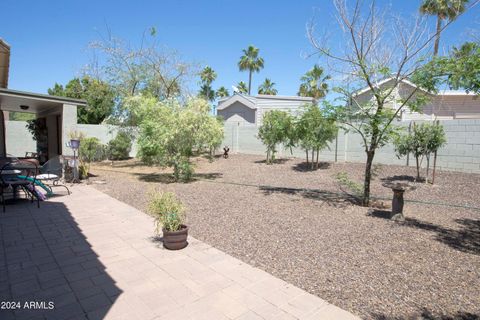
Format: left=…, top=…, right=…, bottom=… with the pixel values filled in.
left=0, top=186, right=359, bottom=320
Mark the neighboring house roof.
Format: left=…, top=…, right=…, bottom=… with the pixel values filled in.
left=0, top=38, right=10, bottom=88
left=353, top=77, right=431, bottom=97
left=354, top=77, right=472, bottom=97
left=217, top=93, right=314, bottom=110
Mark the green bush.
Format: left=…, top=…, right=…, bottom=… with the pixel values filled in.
left=108, top=132, right=132, bottom=160
left=147, top=192, right=185, bottom=232
left=80, top=137, right=104, bottom=163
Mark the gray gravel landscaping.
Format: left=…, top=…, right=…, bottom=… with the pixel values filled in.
left=90, top=154, right=480, bottom=320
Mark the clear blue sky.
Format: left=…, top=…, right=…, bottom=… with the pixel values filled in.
left=1, top=0, right=478, bottom=97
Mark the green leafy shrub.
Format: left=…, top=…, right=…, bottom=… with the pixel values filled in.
left=129, top=96, right=224, bottom=181
left=108, top=132, right=132, bottom=160
left=335, top=172, right=363, bottom=199
left=147, top=192, right=185, bottom=232
left=78, top=163, right=89, bottom=180
left=79, top=137, right=105, bottom=178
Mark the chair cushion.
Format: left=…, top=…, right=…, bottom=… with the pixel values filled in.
left=35, top=173, right=59, bottom=180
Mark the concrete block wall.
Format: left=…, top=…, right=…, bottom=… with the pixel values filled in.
left=223, top=119, right=480, bottom=174
left=5, top=121, right=36, bottom=157
left=5, top=122, right=137, bottom=158
left=5, top=119, right=480, bottom=173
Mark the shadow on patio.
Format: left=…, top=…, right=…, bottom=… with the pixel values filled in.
left=0, top=198, right=121, bottom=320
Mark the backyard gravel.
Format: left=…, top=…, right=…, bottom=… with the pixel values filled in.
left=90, top=154, right=480, bottom=319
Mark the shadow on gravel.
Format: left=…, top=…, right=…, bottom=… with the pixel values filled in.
left=254, top=158, right=290, bottom=164
left=259, top=185, right=359, bottom=207
left=372, top=309, right=479, bottom=320
left=292, top=161, right=331, bottom=172
left=134, top=172, right=222, bottom=184
left=367, top=209, right=393, bottom=219
left=403, top=217, right=480, bottom=255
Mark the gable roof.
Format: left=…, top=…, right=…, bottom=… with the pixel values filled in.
left=353, top=77, right=431, bottom=97
left=354, top=77, right=472, bottom=97
left=217, top=93, right=314, bottom=110
left=217, top=94, right=257, bottom=110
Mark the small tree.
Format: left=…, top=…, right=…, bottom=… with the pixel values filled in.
left=108, top=132, right=132, bottom=160
left=307, top=0, right=472, bottom=205
left=258, top=110, right=294, bottom=164
left=131, top=96, right=224, bottom=181
left=394, top=122, right=446, bottom=182
left=295, top=104, right=337, bottom=170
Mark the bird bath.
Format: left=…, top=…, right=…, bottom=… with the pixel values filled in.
left=382, top=181, right=416, bottom=221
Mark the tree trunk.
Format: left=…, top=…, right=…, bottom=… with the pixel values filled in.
left=306, top=149, right=309, bottom=165
left=362, top=150, right=375, bottom=206
left=426, top=153, right=430, bottom=184
left=432, top=150, right=438, bottom=184
left=248, top=71, right=252, bottom=95
left=316, top=148, right=319, bottom=169
left=432, top=120, right=440, bottom=184
left=434, top=16, right=442, bottom=56
left=266, top=148, right=270, bottom=164
left=311, top=149, right=315, bottom=170
left=415, top=155, right=421, bottom=181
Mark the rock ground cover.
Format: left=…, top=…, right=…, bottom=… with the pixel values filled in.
left=90, top=154, right=480, bottom=319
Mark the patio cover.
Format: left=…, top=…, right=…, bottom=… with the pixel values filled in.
left=0, top=88, right=87, bottom=157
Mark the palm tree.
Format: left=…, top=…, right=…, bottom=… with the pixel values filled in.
left=200, top=66, right=217, bottom=84
left=238, top=45, right=264, bottom=95
left=237, top=81, right=248, bottom=94
left=298, top=65, right=331, bottom=102
left=199, top=66, right=217, bottom=100
left=199, top=84, right=215, bottom=101
left=258, top=78, right=278, bottom=95
left=216, top=86, right=230, bottom=98
left=420, top=0, right=469, bottom=56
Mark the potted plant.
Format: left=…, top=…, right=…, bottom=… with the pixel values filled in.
left=148, top=192, right=188, bottom=250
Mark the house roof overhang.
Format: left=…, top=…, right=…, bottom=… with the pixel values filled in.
left=0, top=88, right=87, bottom=115
left=217, top=94, right=257, bottom=111
left=0, top=39, right=10, bottom=89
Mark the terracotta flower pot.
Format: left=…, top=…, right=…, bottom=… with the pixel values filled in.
left=162, top=224, right=188, bottom=250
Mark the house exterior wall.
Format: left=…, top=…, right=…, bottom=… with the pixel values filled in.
left=353, top=81, right=480, bottom=120
left=61, top=104, right=78, bottom=156
left=217, top=101, right=256, bottom=125
left=255, top=97, right=311, bottom=126
left=217, top=95, right=313, bottom=126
